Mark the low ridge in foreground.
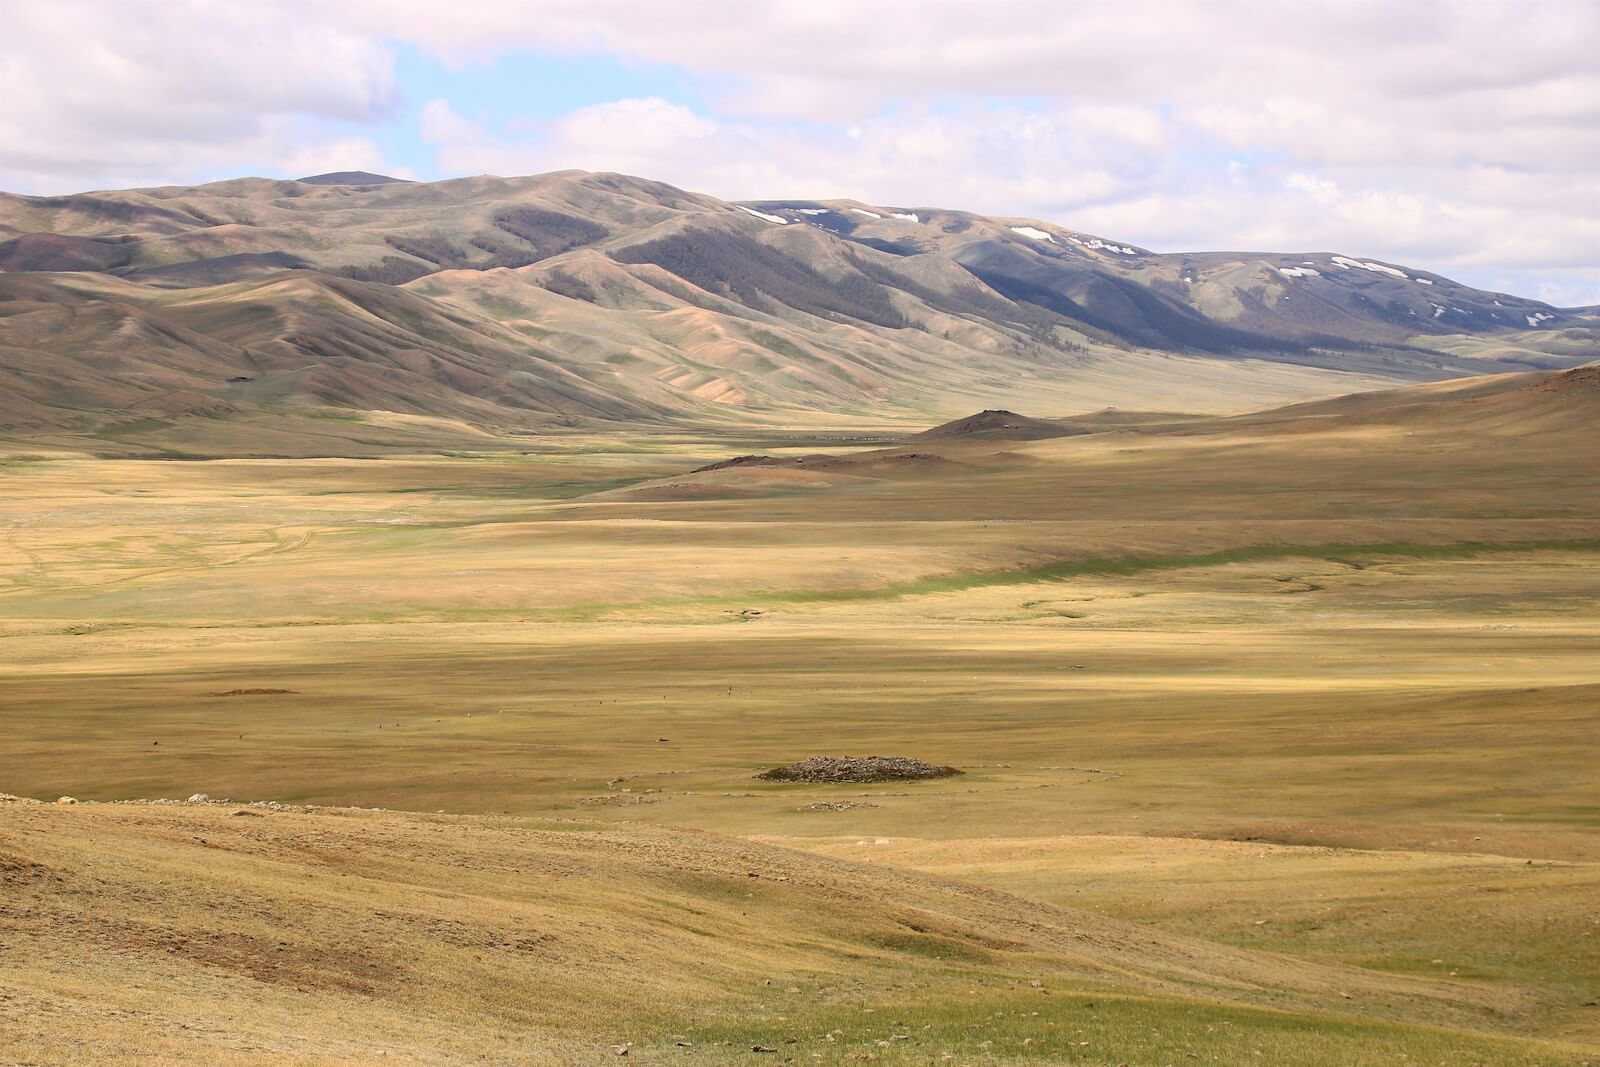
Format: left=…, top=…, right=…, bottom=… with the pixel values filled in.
left=3, top=797, right=1587, bottom=1065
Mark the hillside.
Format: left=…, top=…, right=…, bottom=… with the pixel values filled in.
left=0, top=271, right=659, bottom=432
left=0, top=171, right=1593, bottom=440
left=4, top=798, right=1585, bottom=1066
left=1220, top=362, right=1600, bottom=436
left=917, top=409, right=1082, bottom=440
left=295, top=171, right=412, bottom=186
left=611, top=363, right=1599, bottom=517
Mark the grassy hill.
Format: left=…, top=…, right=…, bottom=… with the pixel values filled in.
left=3, top=798, right=1591, bottom=1065
left=1, top=171, right=1593, bottom=443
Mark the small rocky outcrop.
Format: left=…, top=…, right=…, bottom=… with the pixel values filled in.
left=756, top=756, right=962, bottom=784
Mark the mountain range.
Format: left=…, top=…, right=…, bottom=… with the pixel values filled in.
left=1, top=169, right=1593, bottom=438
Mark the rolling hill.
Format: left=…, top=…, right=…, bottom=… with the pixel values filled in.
left=612, top=363, right=1600, bottom=515
left=2, top=794, right=1586, bottom=1065
left=1, top=170, right=1593, bottom=440
left=0, top=270, right=659, bottom=432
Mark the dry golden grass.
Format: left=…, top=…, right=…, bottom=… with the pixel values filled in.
left=3, top=801, right=1592, bottom=1065
left=1, top=370, right=1597, bottom=1061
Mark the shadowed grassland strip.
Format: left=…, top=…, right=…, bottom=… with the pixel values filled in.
left=753, top=538, right=1600, bottom=606
left=532, top=537, right=1600, bottom=620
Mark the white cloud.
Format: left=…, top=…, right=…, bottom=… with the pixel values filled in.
left=1, top=0, right=1595, bottom=302
left=421, top=96, right=727, bottom=180
left=272, top=137, right=402, bottom=182
left=1528, top=269, right=1600, bottom=308
left=415, top=90, right=1598, bottom=299
left=0, top=0, right=399, bottom=189
left=548, top=98, right=720, bottom=157
left=1284, top=174, right=1341, bottom=207
left=418, top=98, right=1142, bottom=215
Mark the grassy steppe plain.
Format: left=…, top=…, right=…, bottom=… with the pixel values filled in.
left=2, top=387, right=1598, bottom=1063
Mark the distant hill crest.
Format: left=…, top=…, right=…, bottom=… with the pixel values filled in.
left=918, top=410, right=1078, bottom=441
left=295, top=171, right=410, bottom=186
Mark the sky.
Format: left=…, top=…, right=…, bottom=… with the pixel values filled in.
left=3, top=0, right=1597, bottom=305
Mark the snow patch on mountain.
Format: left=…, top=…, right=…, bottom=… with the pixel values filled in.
left=890, top=212, right=919, bottom=222
left=1278, top=266, right=1320, bottom=278
left=738, top=206, right=788, bottom=225
left=1526, top=311, right=1556, bottom=326
left=851, top=208, right=882, bottom=219
left=1010, top=225, right=1054, bottom=242
left=1331, top=255, right=1407, bottom=279
left=1072, top=236, right=1140, bottom=255
left=796, top=208, right=829, bottom=215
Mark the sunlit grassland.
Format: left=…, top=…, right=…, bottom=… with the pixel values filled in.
left=2, top=410, right=1597, bottom=1059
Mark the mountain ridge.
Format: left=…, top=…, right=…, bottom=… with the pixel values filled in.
left=1, top=170, right=1593, bottom=437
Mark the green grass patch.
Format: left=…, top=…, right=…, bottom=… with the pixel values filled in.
left=638, top=990, right=1593, bottom=1065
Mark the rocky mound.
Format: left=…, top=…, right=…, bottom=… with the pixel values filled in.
left=756, top=755, right=963, bottom=783
left=691, top=451, right=955, bottom=478
left=1529, top=363, right=1600, bottom=395
left=691, top=454, right=790, bottom=473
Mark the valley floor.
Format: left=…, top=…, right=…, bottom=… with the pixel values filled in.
left=2, top=387, right=1597, bottom=1063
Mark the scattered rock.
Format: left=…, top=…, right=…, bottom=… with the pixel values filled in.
left=580, top=793, right=666, bottom=807
left=611, top=1042, right=632, bottom=1056
left=56, top=796, right=78, bottom=805
left=213, top=688, right=297, bottom=697
left=751, top=1045, right=777, bottom=1053
left=187, top=793, right=211, bottom=804
left=757, top=756, right=962, bottom=784
left=798, top=801, right=879, bottom=812
left=691, top=455, right=786, bottom=473
left=230, top=810, right=264, bottom=818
